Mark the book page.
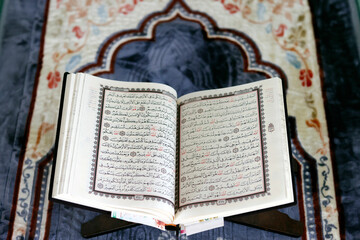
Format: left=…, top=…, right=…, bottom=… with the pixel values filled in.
left=174, top=78, right=293, bottom=224
left=179, top=89, right=264, bottom=206
left=54, top=73, right=178, bottom=223
left=94, top=88, right=176, bottom=204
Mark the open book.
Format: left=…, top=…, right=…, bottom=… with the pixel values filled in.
left=50, top=73, right=294, bottom=227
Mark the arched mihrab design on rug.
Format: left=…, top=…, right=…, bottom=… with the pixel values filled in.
left=77, top=1, right=288, bottom=94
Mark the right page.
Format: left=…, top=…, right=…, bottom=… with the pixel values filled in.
left=174, top=77, right=293, bottom=224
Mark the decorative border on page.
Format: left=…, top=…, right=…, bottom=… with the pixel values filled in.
left=176, top=86, right=270, bottom=211
left=88, top=85, right=176, bottom=207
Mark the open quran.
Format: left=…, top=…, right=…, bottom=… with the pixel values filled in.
left=50, top=73, right=294, bottom=229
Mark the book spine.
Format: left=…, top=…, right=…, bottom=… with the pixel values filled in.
left=48, top=72, right=69, bottom=200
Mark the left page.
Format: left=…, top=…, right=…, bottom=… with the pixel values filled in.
left=52, top=73, right=178, bottom=224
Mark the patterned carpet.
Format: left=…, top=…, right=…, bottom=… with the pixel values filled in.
left=0, top=0, right=358, bottom=239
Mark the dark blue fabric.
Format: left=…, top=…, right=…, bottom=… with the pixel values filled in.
left=0, top=0, right=47, bottom=238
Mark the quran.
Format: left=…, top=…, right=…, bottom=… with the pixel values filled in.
left=50, top=73, right=294, bottom=228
